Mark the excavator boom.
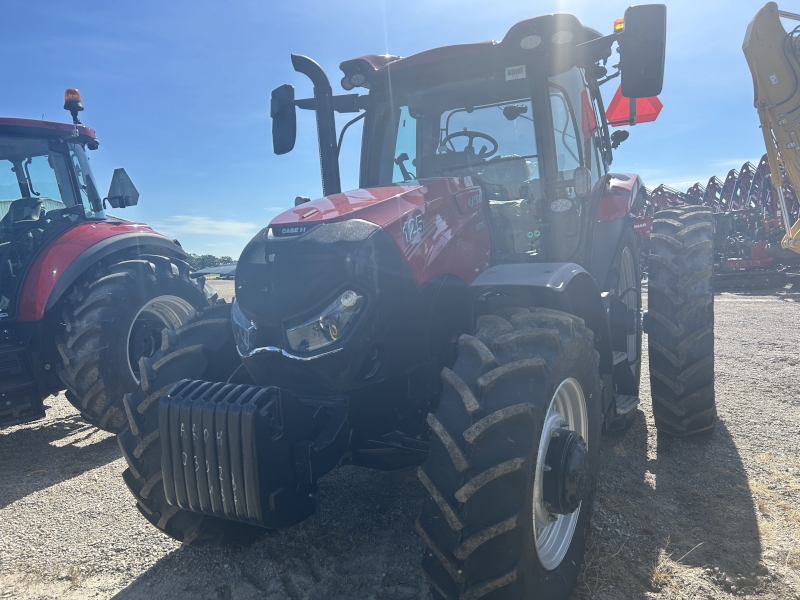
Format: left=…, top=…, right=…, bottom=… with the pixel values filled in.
left=744, top=2, right=800, bottom=251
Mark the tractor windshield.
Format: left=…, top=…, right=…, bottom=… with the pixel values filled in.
left=369, top=75, right=540, bottom=201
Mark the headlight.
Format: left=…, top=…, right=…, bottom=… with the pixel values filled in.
left=231, top=298, right=258, bottom=356
left=285, top=290, right=363, bottom=354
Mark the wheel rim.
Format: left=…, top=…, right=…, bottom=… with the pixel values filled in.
left=532, top=378, right=588, bottom=570
left=619, top=245, right=638, bottom=372
left=127, top=295, right=195, bottom=384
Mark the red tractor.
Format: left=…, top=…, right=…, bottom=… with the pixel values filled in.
left=0, top=90, right=216, bottom=431
left=117, top=6, right=715, bottom=599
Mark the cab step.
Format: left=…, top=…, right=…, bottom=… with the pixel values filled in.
left=614, top=394, right=641, bottom=415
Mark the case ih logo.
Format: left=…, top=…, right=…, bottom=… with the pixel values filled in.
left=272, top=225, right=316, bottom=238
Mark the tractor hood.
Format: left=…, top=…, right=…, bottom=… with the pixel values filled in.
left=268, top=183, right=426, bottom=231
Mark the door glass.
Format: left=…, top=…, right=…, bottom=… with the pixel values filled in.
left=392, top=106, right=417, bottom=183
left=549, top=88, right=582, bottom=180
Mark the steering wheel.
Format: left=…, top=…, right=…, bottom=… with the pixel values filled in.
left=441, top=130, right=499, bottom=159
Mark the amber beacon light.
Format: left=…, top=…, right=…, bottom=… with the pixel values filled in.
left=63, top=88, right=84, bottom=125
left=614, top=18, right=625, bottom=32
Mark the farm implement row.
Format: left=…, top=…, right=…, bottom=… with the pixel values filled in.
left=636, top=153, right=800, bottom=288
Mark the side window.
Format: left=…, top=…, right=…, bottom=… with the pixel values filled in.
left=548, top=87, right=582, bottom=180
left=392, top=106, right=417, bottom=183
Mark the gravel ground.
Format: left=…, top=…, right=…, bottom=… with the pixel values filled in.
left=1, top=278, right=799, bottom=599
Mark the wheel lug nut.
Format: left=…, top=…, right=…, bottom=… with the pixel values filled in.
left=560, top=420, right=568, bottom=427
left=548, top=514, right=558, bottom=523
left=542, top=464, right=552, bottom=472
left=550, top=430, right=560, bottom=438
left=541, top=500, right=551, bottom=508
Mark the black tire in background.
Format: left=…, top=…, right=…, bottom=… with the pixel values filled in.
left=56, top=255, right=214, bottom=433
left=647, top=206, right=716, bottom=437
left=117, top=303, right=265, bottom=546
left=417, top=308, right=602, bottom=600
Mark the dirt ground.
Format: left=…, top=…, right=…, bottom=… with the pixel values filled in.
left=1, top=278, right=799, bottom=600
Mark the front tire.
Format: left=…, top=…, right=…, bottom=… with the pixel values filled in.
left=56, top=255, right=214, bottom=433
left=417, top=308, right=601, bottom=600
left=117, top=303, right=264, bottom=545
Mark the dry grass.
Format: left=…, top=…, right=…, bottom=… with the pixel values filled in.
left=650, top=537, right=705, bottom=594
left=757, top=452, right=775, bottom=463
left=778, top=503, right=800, bottom=522
left=573, top=540, right=631, bottom=598
left=18, top=563, right=83, bottom=589
left=758, top=499, right=771, bottom=516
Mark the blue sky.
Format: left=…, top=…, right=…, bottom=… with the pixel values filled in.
left=3, top=0, right=769, bottom=257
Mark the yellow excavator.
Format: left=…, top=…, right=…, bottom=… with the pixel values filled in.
left=745, top=2, right=800, bottom=253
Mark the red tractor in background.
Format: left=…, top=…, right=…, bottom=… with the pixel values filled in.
left=0, top=90, right=216, bottom=431
left=115, top=5, right=715, bottom=599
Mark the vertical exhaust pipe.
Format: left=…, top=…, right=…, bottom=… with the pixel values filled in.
left=291, top=54, right=342, bottom=196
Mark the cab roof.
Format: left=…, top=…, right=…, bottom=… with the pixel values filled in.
left=339, top=13, right=606, bottom=88
left=0, top=118, right=99, bottom=150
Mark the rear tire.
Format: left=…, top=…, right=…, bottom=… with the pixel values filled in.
left=117, top=302, right=265, bottom=546
left=56, top=255, right=214, bottom=433
left=417, top=308, right=601, bottom=599
left=647, top=206, right=716, bottom=437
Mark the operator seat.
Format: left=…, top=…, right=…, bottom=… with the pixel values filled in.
left=478, top=156, right=535, bottom=199
left=0, top=197, right=44, bottom=241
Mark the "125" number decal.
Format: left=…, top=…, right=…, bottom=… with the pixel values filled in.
left=403, top=211, right=424, bottom=243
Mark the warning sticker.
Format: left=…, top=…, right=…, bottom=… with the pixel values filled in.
left=770, top=73, right=778, bottom=85
left=505, top=65, right=526, bottom=81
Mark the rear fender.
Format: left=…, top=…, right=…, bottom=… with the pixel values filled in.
left=17, top=223, right=186, bottom=322
left=468, top=262, right=614, bottom=413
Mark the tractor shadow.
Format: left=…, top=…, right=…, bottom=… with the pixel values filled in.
left=573, top=411, right=763, bottom=599
left=0, top=402, right=118, bottom=509
left=112, top=464, right=430, bottom=600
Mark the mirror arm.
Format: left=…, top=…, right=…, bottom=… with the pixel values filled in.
left=596, top=69, right=621, bottom=87
left=295, top=94, right=367, bottom=114
left=575, top=33, right=617, bottom=68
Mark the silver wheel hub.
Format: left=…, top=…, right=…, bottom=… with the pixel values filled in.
left=127, top=295, right=195, bottom=383
left=532, top=378, right=588, bottom=570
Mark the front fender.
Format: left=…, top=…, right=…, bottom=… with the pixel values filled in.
left=17, top=222, right=185, bottom=322
left=468, top=262, right=613, bottom=377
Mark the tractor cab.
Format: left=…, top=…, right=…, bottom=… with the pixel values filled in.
left=0, top=89, right=138, bottom=313
left=271, top=6, right=665, bottom=268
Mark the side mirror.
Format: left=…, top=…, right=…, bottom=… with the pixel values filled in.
left=271, top=84, right=297, bottom=155
left=106, top=168, right=139, bottom=208
left=620, top=4, right=667, bottom=98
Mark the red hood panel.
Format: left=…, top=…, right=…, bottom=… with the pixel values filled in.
left=269, top=178, right=492, bottom=288
left=270, top=184, right=427, bottom=229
